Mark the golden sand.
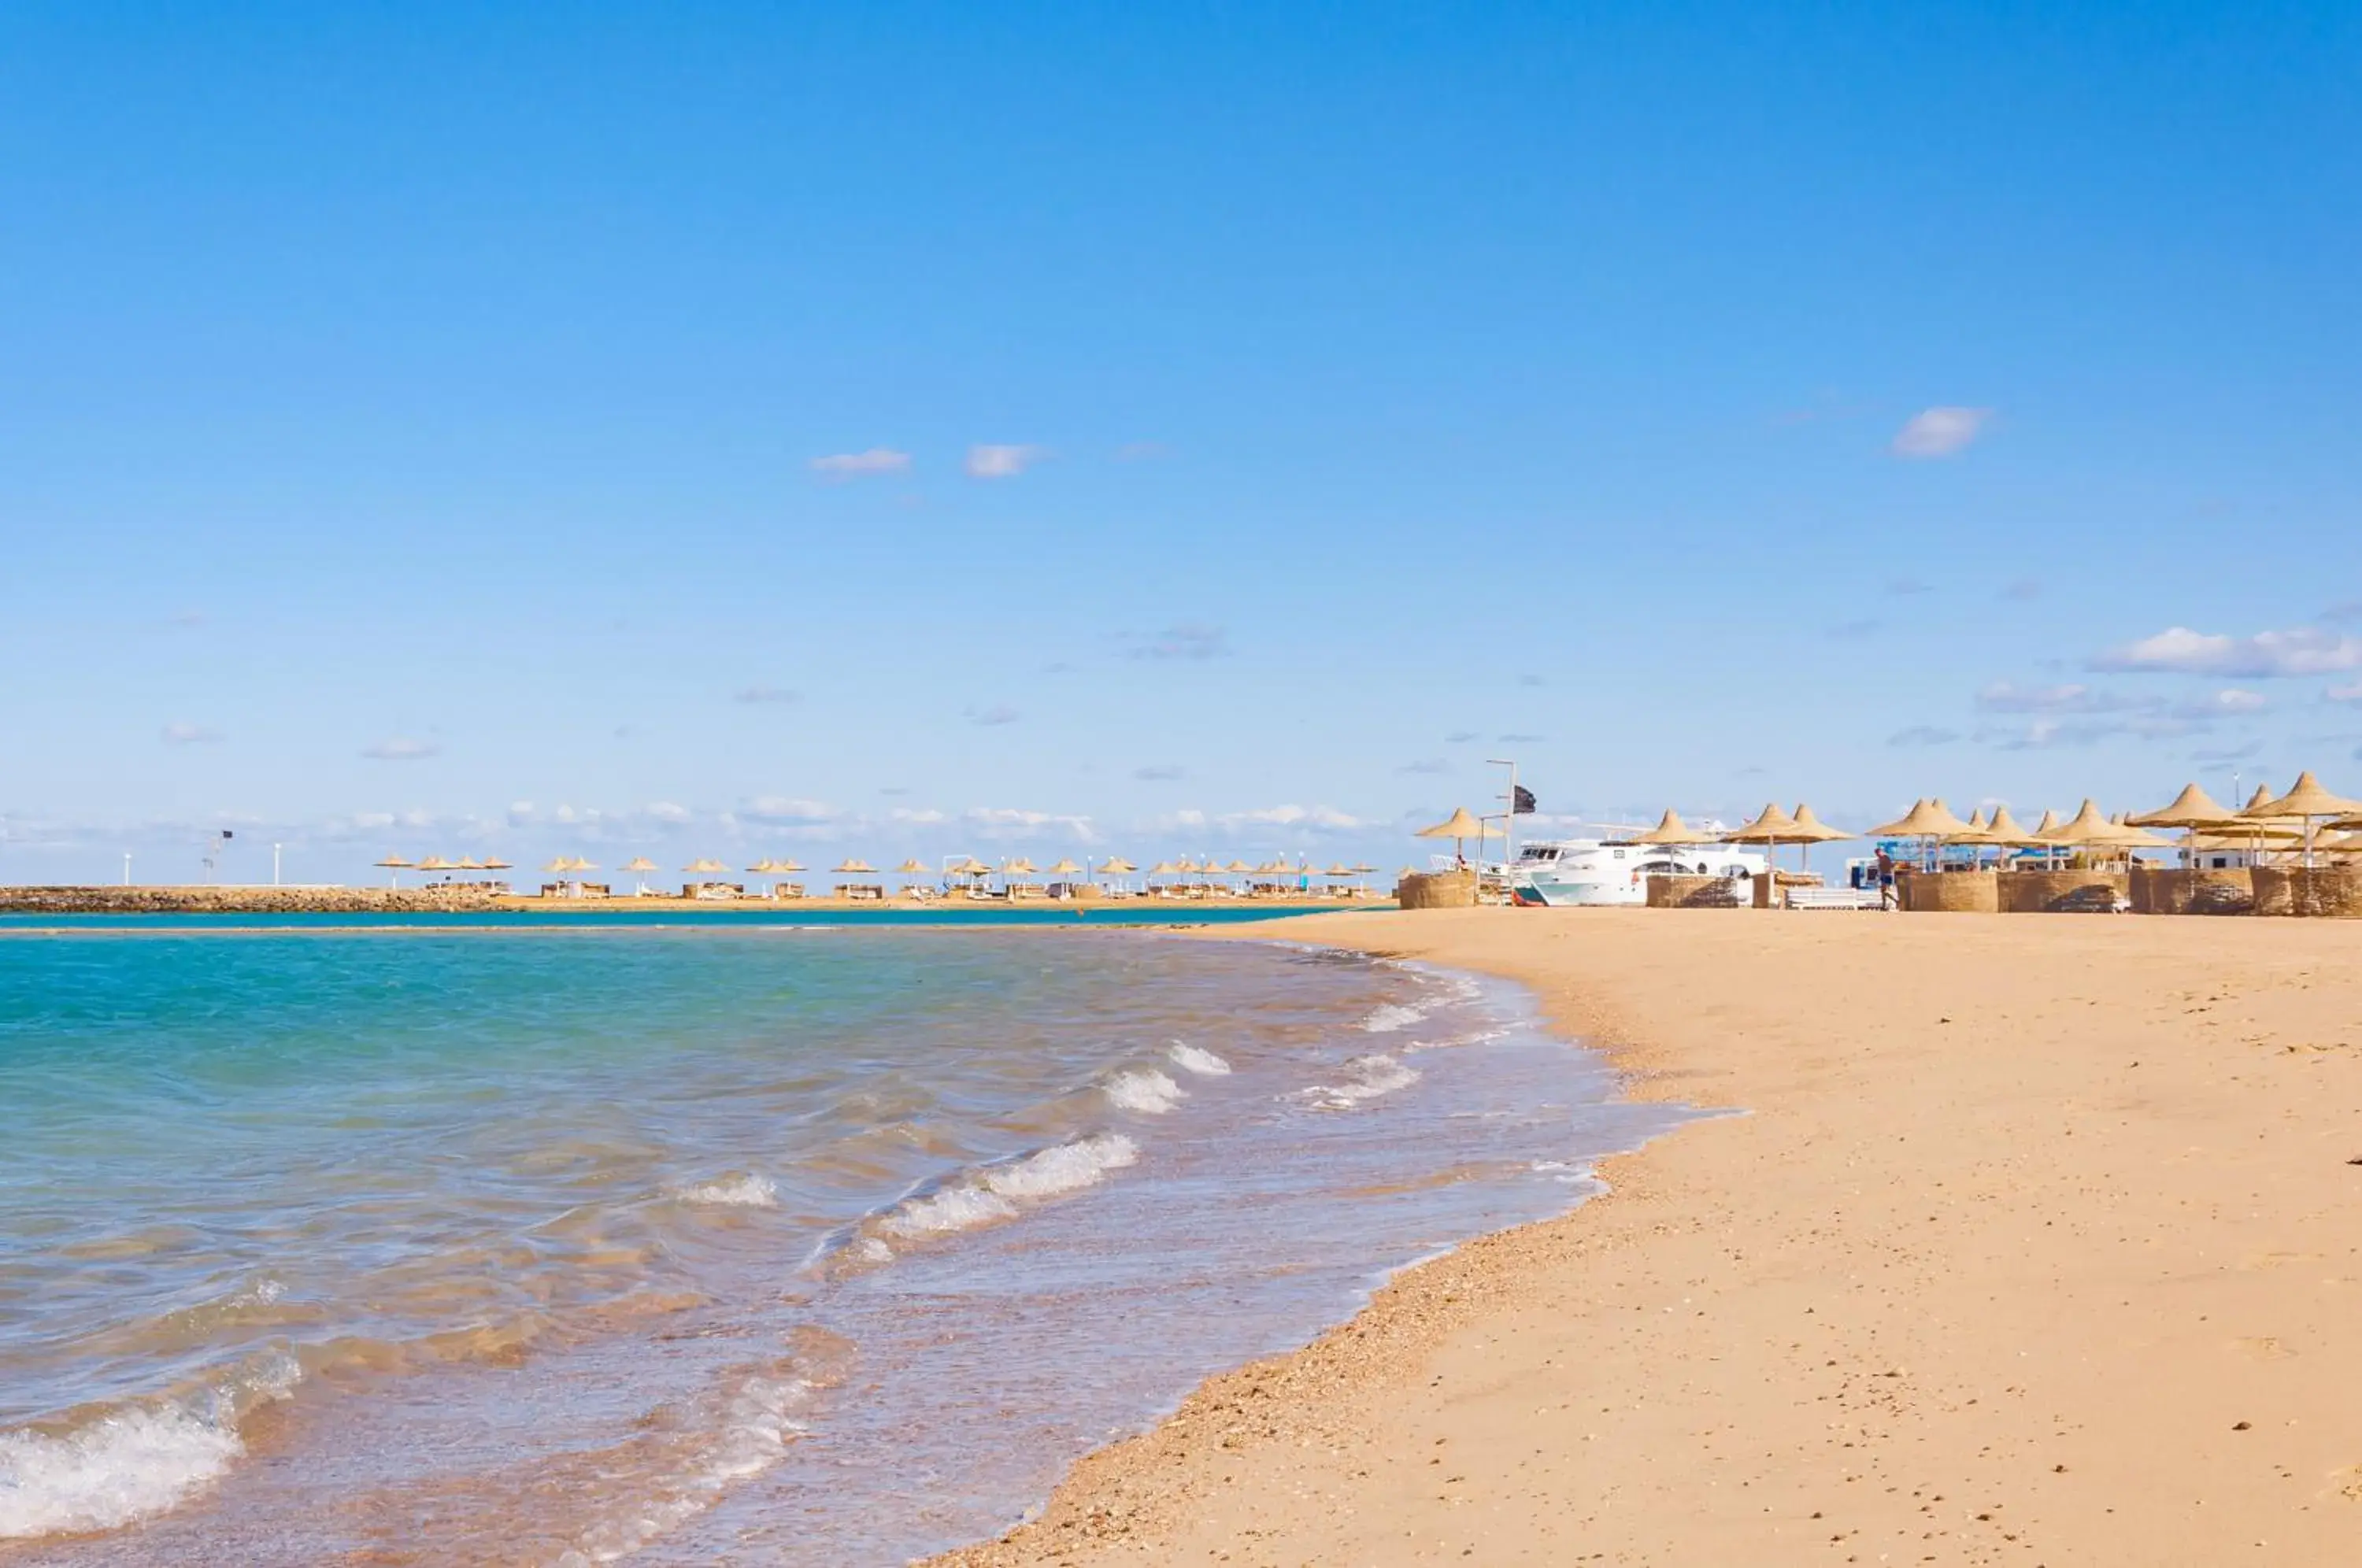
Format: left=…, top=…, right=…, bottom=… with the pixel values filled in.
left=931, top=907, right=2362, bottom=1565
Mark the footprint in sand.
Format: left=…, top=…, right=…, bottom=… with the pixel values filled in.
left=2232, top=1336, right=2290, bottom=1361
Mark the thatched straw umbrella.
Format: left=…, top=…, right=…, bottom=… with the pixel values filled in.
left=1631, top=808, right=1711, bottom=845
left=1784, top=804, right=1852, bottom=875
left=2040, top=801, right=2167, bottom=865
left=1864, top=798, right=1972, bottom=871
left=416, top=856, right=454, bottom=878
left=1416, top=806, right=1504, bottom=866
left=1719, top=802, right=1802, bottom=886
left=616, top=856, right=656, bottom=893
left=375, top=853, right=413, bottom=889
left=2239, top=771, right=2362, bottom=869
left=2127, top=782, right=2239, bottom=868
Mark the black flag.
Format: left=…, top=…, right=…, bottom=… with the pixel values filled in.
left=1512, top=785, right=1537, bottom=815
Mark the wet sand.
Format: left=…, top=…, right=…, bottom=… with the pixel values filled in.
left=930, top=906, right=2362, bottom=1566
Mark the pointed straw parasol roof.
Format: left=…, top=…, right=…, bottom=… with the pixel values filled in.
left=2039, top=800, right=2166, bottom=848
left=1720, top=801, right=1802, bottom=844
left=480, top=856, right=513, bottom=870
left=1631, top=808, right=1711, bottom=845
left=895, top=858, right=931, bottom=875
left=2241, top=770, right=2362, bottom=820
left=1097, top=856, right=1137, bottom=875
left=1979, top=806, right=2043, bottom=846
left=1865, top=798, right=1971, bottom=838
left=1416, top=807, right=1504, bottom=841
left=542, top=857, right=572, bottom=873
left=375, top=854, right=413, bottom=868
left=1047, top=858, right=1083, bottom=876
left=1002, top=857, right=1038, bottom=876
left=832, top=859, right=876, bottom=875
left=454, top=856, right=484, bottom=870
left=416, top=856, right=453, bottom=871
left=1786, top=804, right=1851, bottom=844
left=1149, top=861, right=1179, bottom=876
left=1326, top=863, right=1353, bottom=876
left=2129, top=782, right=2238, bottom=828
left=1226, top=859, right=1253, bottom=874
left=683, top=857, right=729, bottom=875
left=619, top=856, right=657, bottom=873
left=748, top=859, right=782, bottom=875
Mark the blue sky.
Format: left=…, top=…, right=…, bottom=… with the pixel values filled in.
left=5, top=2, right=2360, bottom=883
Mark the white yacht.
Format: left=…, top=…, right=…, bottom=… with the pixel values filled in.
left=1505, top=835, right=1767, bottom=908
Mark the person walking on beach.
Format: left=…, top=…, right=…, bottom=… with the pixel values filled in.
left=1875, top=847, right=1897, bottom=910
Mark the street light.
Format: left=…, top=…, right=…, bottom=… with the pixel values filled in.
left=272, top=843, right=283, bottom=886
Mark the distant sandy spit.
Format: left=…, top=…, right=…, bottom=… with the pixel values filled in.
left=928, top=908, right=2362, bottom=1566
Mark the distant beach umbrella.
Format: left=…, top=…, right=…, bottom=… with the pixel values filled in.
left=416, top=856, right=454, bottom=874
left=374, top=853, right=412, bottom=889
left=832, top=859, right=876, bottom=875
left=1047, top=858, right=1083, bottom=877
left=479, top=856, right=512, bottom=871
left=1095, top=856, right=1137, bottom=875
left=1002, top=857, right=1038, bottom=877
left=454, top=856, right=483, bottom=871
left=682, top=857, right=728, bottom=875
left=542, top=857, right=572, bottom=874
left=2042, top=800, right=2167, bottom=856
left=895, top=858, right=931, bottom=875
left=1863, top=799, right=1969, bottom=839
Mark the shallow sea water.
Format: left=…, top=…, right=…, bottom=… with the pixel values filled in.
left=0, top=929, right=1689, bottom=1564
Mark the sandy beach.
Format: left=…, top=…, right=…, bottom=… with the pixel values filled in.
left=931, top=907, right=2362, bottom=1566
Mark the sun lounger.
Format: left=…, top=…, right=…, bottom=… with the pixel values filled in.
left=1784, top=886, right=1885, bottom=911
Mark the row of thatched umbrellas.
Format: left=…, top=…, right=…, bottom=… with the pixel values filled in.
left=1600, top=770, right=2362, bottom=873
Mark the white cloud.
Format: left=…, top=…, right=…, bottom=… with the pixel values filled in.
left=1133, top=764, right=1187, bottom=782
left=361, top=737, right=441, bottom=761
left=968, top=703, right=1021, bottom=727
left=1888, top=726, right=1960, bottom=747
left=809, top=448, right=911, bottom=480
left=2328, top=682, right=2362, bottom=703
left=1115, top=441, right=1169, bottom=462
left=162, top=722, right=223, bottom=745
left=1218, top=804, right=1364, bottom=831
left=642, top=801, right=694, bottom=824
left=734, top=685, right=800, bottom=705
left=1890, top=406, right=1993, bottom=458
left=2090, top=625, right=2362, bottom=678
left=964, top=444, right=1046, bottom=479
left=888, top=806, right=949, bottom=825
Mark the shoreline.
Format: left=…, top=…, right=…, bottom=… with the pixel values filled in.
left=928, top=906, right=2362, bottom=1565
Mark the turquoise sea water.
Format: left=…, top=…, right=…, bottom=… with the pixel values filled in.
left=0, top=929, right=1686, bottom=1564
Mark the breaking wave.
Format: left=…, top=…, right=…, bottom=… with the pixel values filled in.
left=1164, top=1042, right=1231, bottom=1076
left=673, top=1172, right=779, bottom=1207
left=1101, top=1067, right=1185, bottom=1114
left=876, top=1134, right=1140, bottom=1242
left=1358, top=1003, right=1426, bottom=1034
left=1305, top=1053, right=1422, bottom=1111
left=0, top=1352, right=300, bottom=1541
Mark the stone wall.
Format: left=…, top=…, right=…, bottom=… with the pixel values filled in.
left=0, top=885, right=506, bottom=914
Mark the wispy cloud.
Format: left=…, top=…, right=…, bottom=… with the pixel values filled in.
left=1133, top=764, right=1187, bottom=782
left=1890, top=406, right=1993, bottom=459
left=2328, top=682, right=2362, bottom=704
left=966, top=703, right=1021, bottom=727
left=2190, top=741, right=2266, bottom=764
left=809, top=448, right=912, bottom=481
left=162, top=722, right=223, bottom=745
left=1887, top=726, right=1960, bottom=747
left=740, top=796, right=839, bottom=825
left=2175, top=688, right=2267, bottom=719
left=2001, top=577, right=2042, bottom=601
left=1886, top=575, right=1934, bottom=597
left=2090, top=625, right=2362, bottom=678
left=1828, top=618, right=1883, bottom=639
left=1114, top=441, right=1169, bottom=462
left=1444, top=730, right=1479, bottom=744
left=1397, top=758, right=1451, bottom=775
left=965, top=444, right=1046, bottom=479
left=361, top=737, right=440, bottom=761
left=964, top=806, right=1096, bottom=841
left=1131, top=623, right=1229, bottom=660
left=733, top=685, right=801, bottom=705
left=1975, top=681, right=2131, bottom=715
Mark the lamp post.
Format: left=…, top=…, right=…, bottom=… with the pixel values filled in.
left=272, top=843, right=283, bottom=886
left=1488, top=757, right=1520, bottom=878
left=122, top=852, right=132, bottom=886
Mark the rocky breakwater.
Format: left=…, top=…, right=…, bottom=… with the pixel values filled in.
left=0, top=884, right=508, bottom=914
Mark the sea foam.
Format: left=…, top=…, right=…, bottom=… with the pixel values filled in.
left=1165, top=1042, right=1232, bottom=1076
left=1102, top=1067, right=1185, bottom=1114
left=1358, top=1003, right=1426, bottom=1034
left=1305, top=1052, right=1422, bottom=1110
left=879, top=1134, right=1139, bottom=1241
left=674, top=1172, right=779, bottom=1207
left=0, top=1355, right=298, bottom=1541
